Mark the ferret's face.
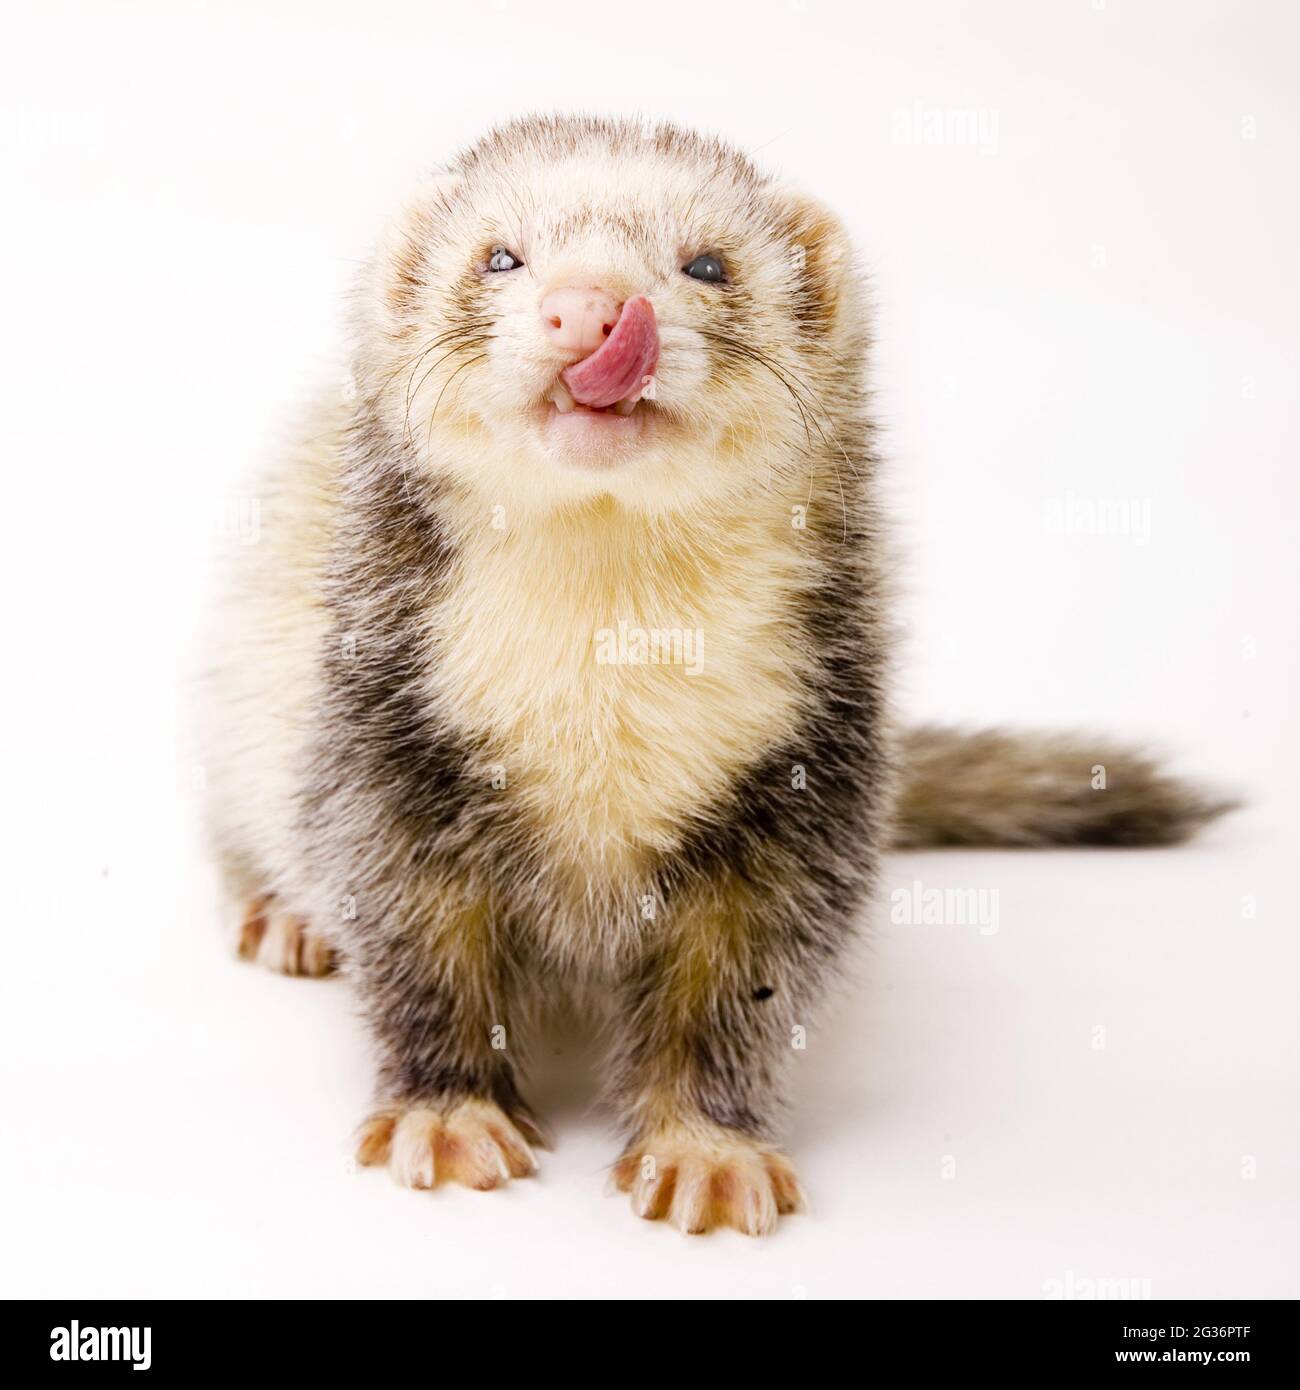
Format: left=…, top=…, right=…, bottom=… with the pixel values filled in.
left=354, top=120, right=860, bottom=518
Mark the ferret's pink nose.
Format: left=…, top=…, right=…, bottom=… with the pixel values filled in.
left=540, top=287, right=621, bottom=356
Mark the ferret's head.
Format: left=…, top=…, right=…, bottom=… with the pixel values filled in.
left=353, top=116, right=864, bottom=518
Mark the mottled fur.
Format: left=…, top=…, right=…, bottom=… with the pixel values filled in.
left=199, top=115, right=1229, bottom=1235
left=893, top=727, right=1234, bottom=849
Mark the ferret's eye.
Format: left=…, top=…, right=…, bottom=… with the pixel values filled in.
left=682, top=254, right=726, bottom=283
left=486, top=246, right=523, bottom=272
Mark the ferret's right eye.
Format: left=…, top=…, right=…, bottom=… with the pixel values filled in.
left=682, top=254, right=726, bottom=283
left=486, top=246, right=523, bottom=272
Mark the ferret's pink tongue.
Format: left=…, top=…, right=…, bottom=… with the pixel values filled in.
left=561, top=295, right=659, bottom=409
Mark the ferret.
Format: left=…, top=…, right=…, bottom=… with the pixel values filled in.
left=199, top=115, right=1230, bottom=1236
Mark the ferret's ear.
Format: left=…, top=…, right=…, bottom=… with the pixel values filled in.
left=764, top=184, right=854, bottom=332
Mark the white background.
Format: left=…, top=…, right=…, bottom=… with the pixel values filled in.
left=1, top=0, right=1296, bottom=1298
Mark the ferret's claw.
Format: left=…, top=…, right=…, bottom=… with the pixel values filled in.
left=356, top=1099, right=541, bottom=1192
left=236, top=897, right=334, bottom=977
left=613, top=1129, right=804, bottom=1237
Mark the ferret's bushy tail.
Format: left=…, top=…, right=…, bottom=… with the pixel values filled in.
left=891, top=726, right=1237, bottom=849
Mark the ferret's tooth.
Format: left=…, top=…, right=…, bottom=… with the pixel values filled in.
left=612, top=395, right=638, bottom=416
left=549, top=380, right=576, bottom=414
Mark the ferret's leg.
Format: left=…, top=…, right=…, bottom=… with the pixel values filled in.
left=351, top=884, right=545, bottom=1192
left=608, top=871, right=821, bottom=1236
left=236, top=895, right=334, bottom=977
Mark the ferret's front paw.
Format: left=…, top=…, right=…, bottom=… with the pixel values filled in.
left=612, top=1127, right=805, bottom=1237
left=237, top=897, right=334, bottom=977
left=355, top=1099, right=540, bottom=1192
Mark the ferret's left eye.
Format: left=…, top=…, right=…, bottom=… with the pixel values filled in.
left=486, top=246, right=523, bottom=272
left=682, top=254, right=726, bottom=283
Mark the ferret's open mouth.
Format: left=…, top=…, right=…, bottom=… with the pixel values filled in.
left=547, top=293, right=659, bottom=424
left=546, top=380, right=645, bottom=418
